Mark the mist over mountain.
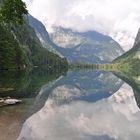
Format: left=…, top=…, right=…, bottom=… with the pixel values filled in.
left=24, top=0, right=140, bottom=51
left=50, top=27, right=124, bottom=63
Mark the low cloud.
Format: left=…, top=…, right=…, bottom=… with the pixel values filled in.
left=24, top=0, right=140, bottom=51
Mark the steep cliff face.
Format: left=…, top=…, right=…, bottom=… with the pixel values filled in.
left=0, top=17, right=68, bottom=70
left=134, top=28, right=140, bottom=47
left=28, top=15, right=63, bottom=57
left=50, top=27, right=124, bottom=64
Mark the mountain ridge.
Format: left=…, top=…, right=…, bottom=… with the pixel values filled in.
left=50, top=27, right=124, bottom=64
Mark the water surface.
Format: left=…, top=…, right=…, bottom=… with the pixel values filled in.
left=1, top=69, right=140, bottom=140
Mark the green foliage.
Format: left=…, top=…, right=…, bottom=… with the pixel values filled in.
left=69, top=62, right=131, bottom=73
left=12, top=21, right=68, bottom=69
left=0, top=23, right=29, bottom=69
left=0, top=18, right=68, bottom=70
left=0, top=0, right=28, bottom=24
left=112, top=40, right=140, bottom=75
left=0, top=0, right=68, bottom=70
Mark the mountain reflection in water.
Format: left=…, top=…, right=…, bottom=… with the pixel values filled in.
left=17, top=70, right=140, bottom=140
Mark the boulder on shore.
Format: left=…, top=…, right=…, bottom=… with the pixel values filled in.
left=0, top=97, right=22, bottom=106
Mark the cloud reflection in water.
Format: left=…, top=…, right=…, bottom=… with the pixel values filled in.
left=18, top=83, right=140, bottom=140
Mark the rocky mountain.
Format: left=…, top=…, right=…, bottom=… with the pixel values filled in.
left=114, top=28, right=140, bottom=70
left=28, top=15, right=63, bottom=57
left=134, top=28, right=140, bottom=46
left=50, top=27, right=124, bottom=63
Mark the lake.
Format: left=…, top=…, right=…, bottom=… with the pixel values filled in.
left=0, top=68, right=140, bottom=140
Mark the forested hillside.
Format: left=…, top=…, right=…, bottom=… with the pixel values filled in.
left=0, top=0, right=68, bottom=70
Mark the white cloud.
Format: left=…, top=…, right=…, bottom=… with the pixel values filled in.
left=24, top=0, right=140, bottom=51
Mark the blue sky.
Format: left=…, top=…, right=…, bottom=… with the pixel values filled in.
left=24, top=0, right=140, bottom=51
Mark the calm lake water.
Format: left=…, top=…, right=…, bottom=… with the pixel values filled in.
left=0, top=68, right=140, bottom=140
